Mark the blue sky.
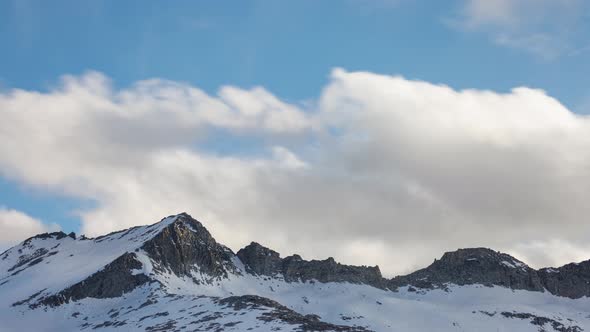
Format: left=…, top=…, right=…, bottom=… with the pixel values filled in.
left=1, top=0, right=590, bottom=273
left=2, top=0, right=589, bottom=108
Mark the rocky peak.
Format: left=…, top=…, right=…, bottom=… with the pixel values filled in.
left=236, top=242, right=282, bottom=276
left=239, top=242, right=281, bottom=258
left=389, top=247, right=544, bottom=292
left=141, top=213, right=237, bottom=281
left=437, top=248, right=529, bottom=269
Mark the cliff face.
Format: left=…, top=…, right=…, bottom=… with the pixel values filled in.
left=237, top=242, right=385, bottom=288
left=539, top=260, right=590, bottom=299
left=141, top=213, right=237, bottom=281
left=281, top=255, right=384, bottom=288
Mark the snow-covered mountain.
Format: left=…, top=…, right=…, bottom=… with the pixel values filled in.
left=1, top=213, right=589, bottom=331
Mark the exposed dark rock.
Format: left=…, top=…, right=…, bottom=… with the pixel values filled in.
left=500, top=311, right=582, bottom=332
left=389, top=248, right=544, bottom=292
left=282, top=256, right=384, bottom=289
left=124, top=298, right=158, bottom=313
left=237, top=242, right=384, bottom=288
left=35, top=252, right=151, bottom=307
left=539, top=260, right=590, bottom=299
left=219, top=295, right=372, bottom=331
left=11, top=288, right=46, bottom=307
left=93, top=228, right=135, bottom=242
left=145, top=320, right=177, bottom=331
left=139, top=312, right=169, bottom=322
left=141, top=213, right=237, bottom=281
left=22, top=232, right=70, bottom=245
left=92, top=320, right=127, bottom=329
left=8, top=248, right=49, bottom=272
left=385, top=247, right=590, bottom=299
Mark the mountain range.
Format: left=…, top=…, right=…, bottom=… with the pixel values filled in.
left=1, top=212, right=589, bottom=331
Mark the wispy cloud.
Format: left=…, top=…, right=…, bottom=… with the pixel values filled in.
left=493, top=33, right=568, bottom=60
left=449, top=0, right=589, bottom=60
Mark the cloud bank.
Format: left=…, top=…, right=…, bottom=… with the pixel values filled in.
left=1, top=69, right=590, bottom=275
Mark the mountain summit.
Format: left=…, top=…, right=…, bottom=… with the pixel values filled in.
left=1, top=213, right=590, bottom=331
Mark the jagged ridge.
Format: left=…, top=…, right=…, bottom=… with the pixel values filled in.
left=3, top=212, right=590, bottom=331
left=237, top=242, right=385, bottom=288
left=5, top=212, right=590, bottom=306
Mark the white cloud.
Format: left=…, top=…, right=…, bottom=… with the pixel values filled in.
left=0, top=208, right=60, bottom=250
left=1, top=69, right=590, bottom=276
left=453, top=0, right=587, bottom=60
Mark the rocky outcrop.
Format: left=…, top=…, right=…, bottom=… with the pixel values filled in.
left=237, top=242, right=385, bottom=288
left=219, top=295, right=372, bottom=331
left=35, top=252, right=151, bottom=307
left=14, top=232, right=75, bottom=251
left=478, top=311, right=583, bottom=332
left=389, top=248, right=544, bottom=292
left=538, top=260, right=590, bottom=299
left=141, top=213, right=237, bottom=281
left=7, top=248, right=50, bottom=273
left=282, top=256, right=384, bottom=288
left=24, top=231, right=75, bottom=243
left=236, top=242, right=284, bottom=276
left=388, top=248, right=590, bottom=299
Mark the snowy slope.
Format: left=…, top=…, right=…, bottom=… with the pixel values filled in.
left=1, top=213, right=589, bottom=332
left=0, top=216, right=178, bottom=308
